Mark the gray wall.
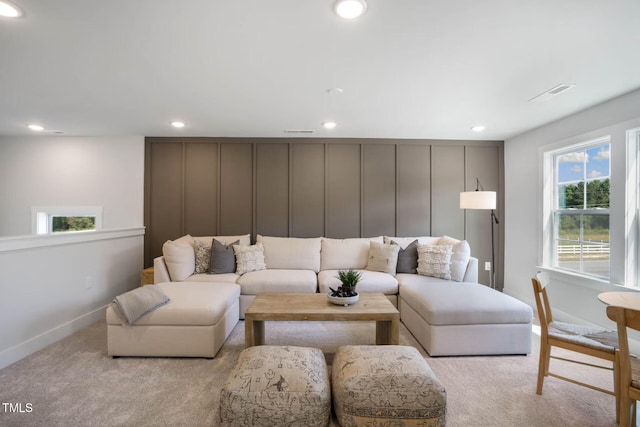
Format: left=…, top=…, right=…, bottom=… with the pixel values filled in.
left=145, top=138, right=503, bottom=287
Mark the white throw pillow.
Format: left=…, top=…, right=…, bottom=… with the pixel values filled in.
left=233, top=243, right=267, bottom=275
left=162, top=235, right=195, bottom=281
left=366, top=241, right=401, bottom=276
left=384, top=236, right=441, bottom=249
left=320, top=237, right=383, bottom=270
left=438, top=235, right=471, bottom=282
left=417, top=244, right=452, bottom=280
left=256, top=235, right=321, bottom=272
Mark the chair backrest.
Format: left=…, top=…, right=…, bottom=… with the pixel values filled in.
left=607, top=305, right=640, bottom=389
left=532, top=272, right=553, bottom=334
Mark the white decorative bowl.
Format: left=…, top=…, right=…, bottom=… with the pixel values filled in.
left=327, top=292, right=359, bottom=306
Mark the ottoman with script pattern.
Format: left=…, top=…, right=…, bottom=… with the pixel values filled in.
left=332, top=345, right=446, bottom=427
left=220, top=345, right=330, bottom=426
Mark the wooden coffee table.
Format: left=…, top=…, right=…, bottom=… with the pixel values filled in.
left=244, top=293, right=400, bottom=347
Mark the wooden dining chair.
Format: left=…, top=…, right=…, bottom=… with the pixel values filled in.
left=532, top=272, right=618, bottom=415
left=607, top=305, right=640, bottom=427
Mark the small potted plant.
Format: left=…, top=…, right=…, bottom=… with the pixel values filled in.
left=328, top=269, right=362, bottom=306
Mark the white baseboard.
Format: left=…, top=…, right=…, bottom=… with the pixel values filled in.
left=0, top=305, right=107, bottom=370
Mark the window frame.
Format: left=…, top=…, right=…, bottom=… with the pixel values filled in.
left=543, top=137, right=611, bottom=280
left=627, top=127, right=640, bottom=285
left=31, top=206, right=103, bottom=235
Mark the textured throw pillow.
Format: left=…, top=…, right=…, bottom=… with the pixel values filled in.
left=417, top=244, right=453, bottom=280
left=438, top=235, right=471, bottom=282
left=366, top=241, right=401, bottom=275
left=194, top=240, right=213, bottom=274
left=209, top=239, right=238, bottom=274
left=233, top=243, right=267, bottom=275
left=393, top=239, right=419, bottom=274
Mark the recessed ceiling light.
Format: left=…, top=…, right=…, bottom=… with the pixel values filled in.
left=334, top=0, right=367, bottom=19
left=326, top=88, right=344, bottom=95
left=0, top=1, right=21, bottom=18
left=27, top=124, right=44, bottom=131
left=322, top=121, right=337, bottom=129
left=170, top=121, right=186, bottom=128
left=471, top=125, right=485, bottom=132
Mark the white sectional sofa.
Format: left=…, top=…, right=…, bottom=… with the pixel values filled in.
left=152, top=234, right=532, bottom=356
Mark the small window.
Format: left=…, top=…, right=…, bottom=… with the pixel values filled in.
left=32, top=206, right=102, bottom=235
left=550, top=140, right=610, bottom=278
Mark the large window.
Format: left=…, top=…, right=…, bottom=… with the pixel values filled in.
left=552, top=139, right=611, bottom=279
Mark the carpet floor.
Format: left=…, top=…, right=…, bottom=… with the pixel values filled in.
left=0, top=319, right=619, bottom=426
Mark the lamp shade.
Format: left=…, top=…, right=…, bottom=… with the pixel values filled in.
left=460, top=191, right=496, bottom=210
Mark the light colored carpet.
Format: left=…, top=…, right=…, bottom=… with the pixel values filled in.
left=0, top=320, right=619, bottom=426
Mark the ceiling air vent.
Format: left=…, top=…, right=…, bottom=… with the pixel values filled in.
left=284, top=129, right=315, bottom=134
left=528, top=84, right=576, bottom=103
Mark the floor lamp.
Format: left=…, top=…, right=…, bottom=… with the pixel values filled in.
left=460, top=178, right=500, bottom=289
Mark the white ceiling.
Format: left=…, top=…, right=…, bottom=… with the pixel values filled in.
left=1, top=0, right=639, bottom=141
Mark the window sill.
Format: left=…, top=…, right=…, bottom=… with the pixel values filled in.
left=537, top=266, right=633, bottom=292
left=0, top=227, right=145, bottom=252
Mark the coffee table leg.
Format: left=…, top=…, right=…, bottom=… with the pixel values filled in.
left=376, top=320, right=390, bottom=345
left=253, top=320, right=265, bottom=346
left=245, top=317, right=254, bottom=347
left=245, top=318, right=265, bottom=347
left=376, top=319, right=400, bottom=345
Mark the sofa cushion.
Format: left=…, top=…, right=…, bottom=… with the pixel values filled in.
left=318, top=270, right=398, bottom=295
left=106, top=282, right=240, bottom=326
left=184, top=273, right=239, bottom=283
left=237, top=269, right=318, bottom=294
left=366, top=241, right=400, bottom=275
left=209, top=239, right=238, bottom=274
left=162, top=235, right=195, bottom=281
left=257, top=235, right=321, bottom=272
left=398, top=278, right=533, bottom=325
left=438, top=235, right=471, bottom=282
left=321, top=237, right=383, bottom=270
left=417, top=244, right=452, bottom=280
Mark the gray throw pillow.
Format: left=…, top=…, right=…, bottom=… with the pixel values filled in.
left=209, top=239, right=239, bottom=274
left=394, top=239, right=418, bottom=274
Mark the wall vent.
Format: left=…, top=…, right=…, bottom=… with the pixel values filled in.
left=528, top=84, right=576, bottom=102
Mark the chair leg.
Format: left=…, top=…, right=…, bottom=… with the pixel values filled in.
left=620, top=394, right=633, bottom=427
left=537, top=339, right=550, bottom=395
left=614, top=354, right=620, bottom=424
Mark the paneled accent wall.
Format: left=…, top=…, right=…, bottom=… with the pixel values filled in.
left=145, top=138, right=504, bottom=287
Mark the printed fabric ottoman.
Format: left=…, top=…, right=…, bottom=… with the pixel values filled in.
left=332, top=345, right=446, bottom=427
left=219, top=345, right=331, bottom=427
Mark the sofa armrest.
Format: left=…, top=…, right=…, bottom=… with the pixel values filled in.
left=463, top=257, right=478, bottom=283
left=153, top=256, right=172, bottom=283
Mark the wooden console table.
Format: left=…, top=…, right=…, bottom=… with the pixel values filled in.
left=244, top=293, right=400, bottom=347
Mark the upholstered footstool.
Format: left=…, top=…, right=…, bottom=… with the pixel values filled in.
left=106, top=282, right=240, bottom=358
left=220, top=346, right=331, bottom=427
left=332, top=345, right=446, bottom=427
